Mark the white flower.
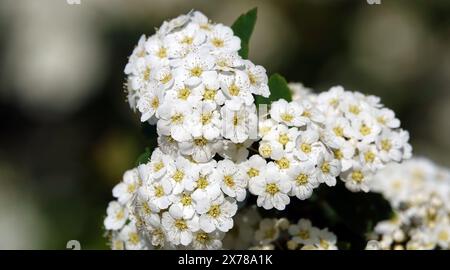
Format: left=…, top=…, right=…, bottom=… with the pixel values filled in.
left=140, top=178, right=172, bottom=210
left=104, top=201, right=128, bottom=230
left=314, top=153, right=341, bottom=187
left=341, top=163, right=373, bottom=192
left=190, top=161, right=222, bottom=201
left=314, top=228, right=338, bottom=250
left=190, top=230, right=225, bottom=250
left=258, top=141, right=284, bottom=160
left=205, top=24, right=240, bottom=53
left=288, top=219, right=319, bottom=245
left=240, top=154, right=267, bottom=182
left=165, top=23, right=206, bottom=58
left=137, top=81, right=165, bottom=122
left=169, top=192, right=196, bottom=219
left=221, top=99, right=257, bottom=143
left=162, top=205, right=200, bottom=246
left=243, top=60, right=270, bottom=97
left=142, top=148, right=173, bottom=179
left=165, top=82, right=202, bottom=104
left=119, top=222, right=145, bottom=250
left=376, top=129, right=409, bottom=163
left=179, top=136, right=219, bottom=163
left=294, top=127, right=323, bottom=161
left=157, top=135, right=179, bottom=157
left=144, top=35, right=170, bottom=65
left=174, top=52, right=216, bottom=87
left=330, top=140, right=355, bottom=171
left=164, top=156, right=197, bottom=194
left=221, top=70, right=254, bottom=105
left=217, top=139, right=252, bottom=163
left=287, top=162, right=319, bottom=200
left=112, top=169, right=140, bottom=204
left=357, top=143, right=383, bottom=172
left=128, top=56, right=155, bottom=91
left=351, top=116, right=382, bottom=144
left=374, top=108, right=400, bottom=129
left=191, top=102, right=221, bottom=140
left=263, top=124, right=299, bottom=153
left=213, top=159, right=247, bottom=202
left=157, top=101, right=193, bottom=142
left=270, top=99, right=307, bottom=127
left=249, top=163, right=291, bottom=210
left=254, top=218, right=280, bottom=245
left=196, top=194, right=237, bottom=233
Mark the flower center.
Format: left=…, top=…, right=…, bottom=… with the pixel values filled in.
left=381, top=139, right=392, bottom=151
left=201, top=112, right=213, bottom=125
left=224, top=175, right=235, bottom=187
left=157, top=47, right=167, bottom=58
left=203, top=89, right=216, bottom=100
left=299, top=230, right=309, bottom=240
left=260, top=144, right=272, bottom=157
left=128, top=232, right=140, bottom=245
left=265, top=183, right=280, bottom=195
left=333, top=149, right=343, bottom=160
left=275, top=157, right=290, bottom=169
left=280, top=113, right=293, bottom=123
left=360, top=124, right=371, bottom=136
left=143, top=67, right=152, bottom=82
left=190, top=66, right=203, bottom=77
left=154, top=161, right=165, bottom=172
left=178, top=87, right=191, bottom=100
left=174, top=219, right=188, bottom=231
left=278, top=133, right=290, bottom=146
left=171, top=113, right=184, bottom=124
left=364, top=151, right=375, bottom=163
left=196, top=176, right=208, bottom=189
left=296, top=174, right=309, bottom=185
left=172, top=170, right=185, bottom=182
left=115, top=209, right=125, bottom=220
left=154, top=185, right=165, bottom=197
left=196, top=232, right=210, bottom=244
left=160, top=73, right=172, bottom=84
left=181, top=36, right=193, bottom=45
left=208, top=204, right=221, bottom=218
left=333, top=126, right=344, bottom=137
left=300, top=143, right=312, bottom=153
left=181, top=193, right=192, bottom=206
left=349, top=105, right=360, bottom=115
left=321, top=162, right=330, bottom=174
left=151, top=97, right=159, bottom=109
left=247, top=168, right=259, bottom=178
left=232, top=114, right=240, bottom=126
left=127, top=183, right=136, bottom=193
left=194, top=137, right=208, bottom=146
left=351, top=170, right=364, bottom=183
left=229, top=84, right=240, bottom=96
left=248, top=72, right=257, bottom=85
left=211, top=38, right=224, bottom=48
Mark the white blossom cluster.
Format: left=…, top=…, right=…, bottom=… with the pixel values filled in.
left=104, top=148, right=251, bottom=250
left=367, top=158, right=450, bottom=250
left=124, top=11, right=269, bottom=163
left=104, top=10, right=414, bottom=250
left=221, top=206, right=338, bottom=250
left=247, top=84, right=412, bottom=212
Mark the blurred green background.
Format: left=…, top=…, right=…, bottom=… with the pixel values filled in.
left=0, top=0, right=449, bottom=249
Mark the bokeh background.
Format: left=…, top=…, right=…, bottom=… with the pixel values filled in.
left=0, top=0, right=448, bottom=249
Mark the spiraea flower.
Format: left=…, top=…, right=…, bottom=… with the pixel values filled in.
left=124, top=11, right=269, bottom=163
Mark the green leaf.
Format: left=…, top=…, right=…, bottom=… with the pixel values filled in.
left=231, top=7, right=257, bottom=59
left=256, top=73, right=292, bottom=105
left=135, top=147, right=152, bottom=166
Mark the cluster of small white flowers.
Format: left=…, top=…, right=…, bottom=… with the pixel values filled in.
left=247, top=84, right=412, bottom=211
left=367, top=158, right=450, bottom=250
left=105, top=148, right=247, bottom=250
left=104, top=10, right=416, bottom=250
left=124, top=11, right=269, bottom=163
left=225, top=213, right=338, bottom=250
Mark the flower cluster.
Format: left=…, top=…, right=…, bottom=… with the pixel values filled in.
left=104, top=10, right=415, bottom=250
left=247, top=84, right=411, bottom=212
left=367, top=158, right=450, bottom=250
left=104, top=148, right=251, bottom=249
left=223, top=207, right=338, bottom=250
left=125, top=11, right=268, bottom=163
